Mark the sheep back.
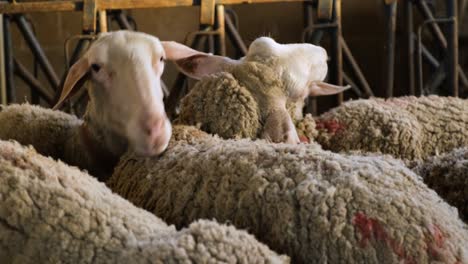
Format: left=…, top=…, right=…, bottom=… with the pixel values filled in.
left=0, top=140, right=289, bottom=263
left=316, top=96, right=468, bottom=160
left=410, top=147, right=468, bottom=222
left=176, top=71, right=261, bottom=139
left=108, top=139, right=468, bottom=263
left=0, top=104, right=82, bottom=158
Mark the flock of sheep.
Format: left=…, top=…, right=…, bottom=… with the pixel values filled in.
left=0, top=30, right=467, bottom=263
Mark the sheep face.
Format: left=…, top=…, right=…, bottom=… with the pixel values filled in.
left=244, top=37, right=327, bottom=99
left=172, top=37, right=349, bottom=144
left=54, top=31, right=187, bottom=157
left=244, top=37, right=350, bottom=100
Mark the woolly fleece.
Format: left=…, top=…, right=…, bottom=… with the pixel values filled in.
left=0, top=140, right=289, bottom=263
left=108, top=138, right=468, bottom=264
left=410, top=147, right=468, bottom=222
left=315, top=95, right=468, bottom=160
left=0, top=103, right=82, bottom=158
left=176, top=61, right=288, bottom=140
left=0, top=104, right=114, bottom=180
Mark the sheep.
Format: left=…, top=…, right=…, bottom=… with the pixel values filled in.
left=0, top=139, right=289, bottom=263
left=0, top=30, right=225, bottom=181
left=167, top=40, right=466, bottom=159
left=409, top=147, right=468, bottom=222
left=314, top=95, right=468, bottom=160
left=107, top=137, right=468, bottom=264
left=173, top=36, right=349, bottom=144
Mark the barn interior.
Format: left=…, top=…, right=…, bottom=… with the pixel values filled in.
left=0, top=1, right=467, bottom=263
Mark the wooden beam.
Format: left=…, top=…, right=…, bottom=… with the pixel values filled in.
left=200, top=0, right=215, bottom=25
left=0, top=1, right=82, bottom=14
left=217, top=4, right=226, bottom=55
left=97, top=0, right=193, bottom=10
left=83, top=0, right=97, bottom=32
left=98, top=10, right=107, bottom=32
left=217, top=0, right=306, bottom=3
left=0, top=0, right=309, bottom=14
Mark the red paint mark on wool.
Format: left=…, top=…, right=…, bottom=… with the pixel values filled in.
left=353, top=212, right=388, bottom=248
left=353, top=212, right=416, bottom=264
left=425, top=224, right=447, bottom=259
left=315, top=119, right=345, bottom=135
left=430, top=225, right=445, bottom=248
left=299, top=135, right=310, bottom=143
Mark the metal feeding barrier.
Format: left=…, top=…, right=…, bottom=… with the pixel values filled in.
left=301, top=0, right=373, bottom=114
left=1, top=0, right=462, bottom=116
left=0, top=0, right=325, bottom=113
left=1, top=0, right=357, bottom=118
left=385, top=0, right=466, bottom=97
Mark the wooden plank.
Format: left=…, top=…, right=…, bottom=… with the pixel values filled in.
left=98, top=10, right=107, bottom=32
left=82, top=0, right=96, bottom=32
left=217, top=0, right=306, bottom=4
left=98, top=0, right=194, bottom=10
left=0, top=0, right=308, bottom=14
left=0, top=1, right=81, bottom=14
left=217, top=4, right=226, bottom=55
left=200, top=0, right=215, bottom=25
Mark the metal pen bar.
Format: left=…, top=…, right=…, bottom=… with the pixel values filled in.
left=341, top=36, right=373, bottom=97
left=446, top=0, right=458, bottom=97
left=411, top=33, right=440, bottom=69
left=404, top=0, right=415, bottom=95
left=415, top=0, right=467, bottom=91
left=115, top=10, right=133, bottom=30
left=424, top=61, right=447, bottom=95
left=382, top=1, right=397, bottom=98
left=416, top=17, right=455, bottom=95
left=225, top=11, right=247, bottom=56
left=3, top=15, right=14, bottom=102
left=330, top=0, right=343, bottom=104
left=343, top=71, right=362, bottom=98
left=15, top=14, right=60, bottom=90
left=14, top=59, right=54, bottom=104
left=416, top=0, right=448, bottom=48
left=0, top=14, right=6, bottom=104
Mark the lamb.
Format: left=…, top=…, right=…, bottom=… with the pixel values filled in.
left=409, top=147, right=468, bottom=222
left=173, top=36, right=349, bottom=143
left=107, top=137, right=468, bottom=263
left=314, top=95, right=468, bottom=160
left=0, top=30, right=223, bottom=181
left=0, top=139, right=289, bottom=263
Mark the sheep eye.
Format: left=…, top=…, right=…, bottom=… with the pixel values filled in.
left=91, top=63, right=101, bottom=72
left=160, top=57, right=164, bottom=62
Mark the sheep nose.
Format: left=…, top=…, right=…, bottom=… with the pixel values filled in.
left=141, top=115, right=164, bottom=140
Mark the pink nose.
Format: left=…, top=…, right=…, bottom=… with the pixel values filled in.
left=141, top=115, right=164, bottom=143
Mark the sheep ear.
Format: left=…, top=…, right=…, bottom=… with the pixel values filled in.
left=309, top=81, right=351, bottom=96
left=161, top=41, right=204, bottom=61
left=53, top=57, right=90, bottom=110
left=161, top=41, right=237, bottom=80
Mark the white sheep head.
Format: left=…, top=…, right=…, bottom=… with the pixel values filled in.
left=54, top=30, right=203, bottom=157
left=171, top=36, right=350, bottom=144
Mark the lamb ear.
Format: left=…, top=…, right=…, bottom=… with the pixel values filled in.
left=53, top=57, right=90, bottom=110
left=161, top=41, right=238, bottom=80
left=309, top=81, right=351, bottom=96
